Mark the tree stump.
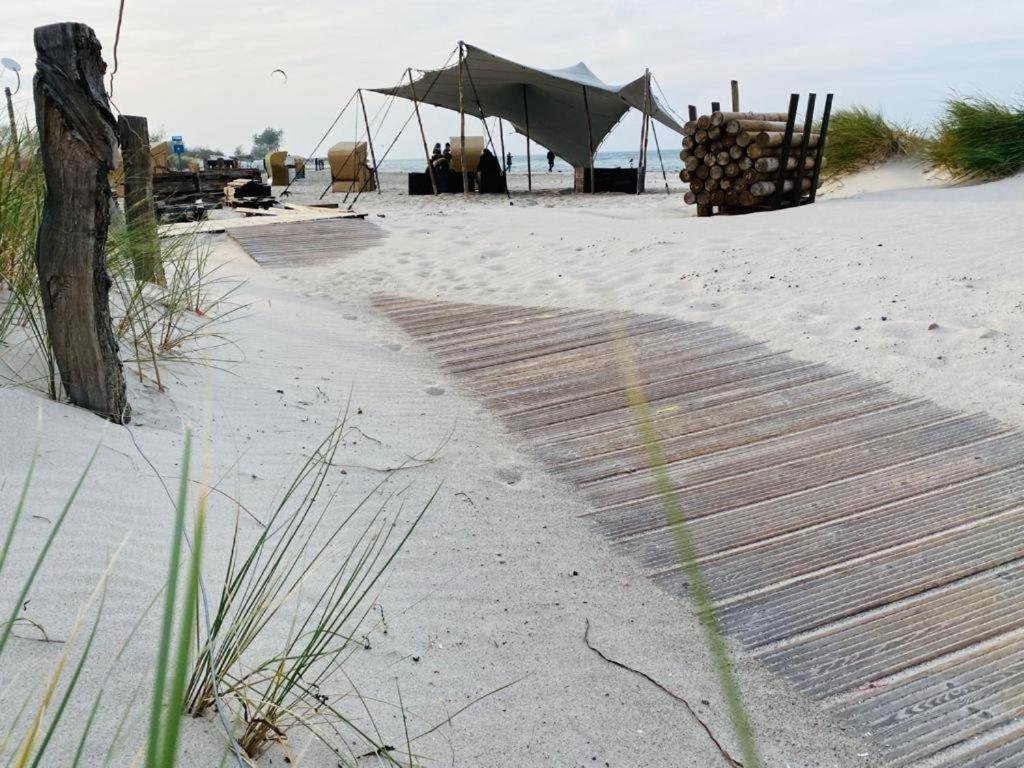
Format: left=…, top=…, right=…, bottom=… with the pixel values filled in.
left=33, top=22, right=131, bottom=423
left=117, top=114, right=164, bottom=284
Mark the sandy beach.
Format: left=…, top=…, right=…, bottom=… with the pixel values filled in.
left=4, top=158, right=1022, bottom=765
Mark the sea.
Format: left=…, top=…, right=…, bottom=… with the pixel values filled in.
left=378, top=149, right=682, bottom=174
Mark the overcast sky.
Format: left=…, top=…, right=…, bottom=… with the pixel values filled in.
left=3, top=0, right=1023, bottom=160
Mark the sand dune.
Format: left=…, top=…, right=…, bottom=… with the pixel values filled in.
left=3, top=163, right=1020, bottom=765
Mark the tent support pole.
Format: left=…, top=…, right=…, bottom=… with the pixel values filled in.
left=457, top=42, right=469, bottom=196
left=639, top=70, right=652, bottom=194
left=650, top=119, right=670, bottom=194
left=522, top=84, right=532, bottom=191
left=582, top=85, right=595, bottom=193
left=463, top=55, right=515, bottom=205
left=407, top=67, right=437, bottom=195
left=637, top=69, right=650, bottom=194
left=498, top=117, right=507, bottom=180
left=357, top=89, right=381, bottom=193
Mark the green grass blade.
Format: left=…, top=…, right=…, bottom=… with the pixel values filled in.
left=68, top=689, right=103, bottom=768
left=28, top=573, right=110, bottom=767
left=616, top=333, right=762, bottom=768
left=0, top=442, right=100, bottom=658
left=0, top=432, right=38, bottom=585
left=158, top=500, right=204, bottom=768
left=145, top=429, right=191, bottom=768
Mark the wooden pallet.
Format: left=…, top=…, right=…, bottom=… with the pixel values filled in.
left=228, top=217, right=387, bottom=268
left=373, top=294, right=1024, bottom=767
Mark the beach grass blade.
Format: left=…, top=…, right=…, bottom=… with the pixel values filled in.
left=615, top=330, right=762, bottom=768
left=144, top=427, right=204, bottom=768
left=0, top=443, right=100, bottom=659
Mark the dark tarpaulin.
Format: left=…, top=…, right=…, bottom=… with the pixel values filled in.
left=369, top=43, right=684, bottom=168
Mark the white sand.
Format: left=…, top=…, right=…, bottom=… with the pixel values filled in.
left=4, top=162, right=1020, bottom=766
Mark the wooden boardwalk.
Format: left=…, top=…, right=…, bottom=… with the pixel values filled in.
left=229, top=217, right=386, bottom=268
left=374, top=294, right=1024, bottom=767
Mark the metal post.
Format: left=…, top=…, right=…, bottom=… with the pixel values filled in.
left=689, top=105, right=710, bottom=216
left=407, top=68, right=437, bottom=195
left=582, top=85, right=595, bottom=193
left=457, top=42, right=469, bottom=196
left=807, top=93, right=834, bottom=204
left=522, top=84, right=532, bottom=191
left=771, top=93, right=801, bottom=210
left=790, top=93, right=816, bottom=208
left=357, top=89, right=381, bottom=193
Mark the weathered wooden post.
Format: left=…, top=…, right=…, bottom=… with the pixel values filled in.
left=116, top=114, right=164, bottom=284
left=4, top=87, right=18, bottom=164
left=34, top=22, right=131, bottom=423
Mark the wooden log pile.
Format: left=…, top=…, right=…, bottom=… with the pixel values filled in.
left=150, top=167, right=265, bottom=222
left=679, top=110, right=823, bottom=212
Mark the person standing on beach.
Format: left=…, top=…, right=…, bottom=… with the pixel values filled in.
left=505, top=151, right=513, bottom=172
left=546, top=149, right=555, bottom=172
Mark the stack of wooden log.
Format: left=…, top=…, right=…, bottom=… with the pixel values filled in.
left=679, top=111, right=822, bottom=210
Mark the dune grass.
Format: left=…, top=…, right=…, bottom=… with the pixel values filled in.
left=186, top=417, right=434, bottom=763
left=1, top=431, right=203, bottom=768
left=145, top=429, right=204, bottom=768
left=928, top=96, right=1024, bottom=180
left=821, top=107, right=927, bottom=178
left=0, top=128, right=247, bottom=399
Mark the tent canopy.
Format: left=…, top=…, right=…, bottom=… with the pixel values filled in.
left=369, top=43, right=684, bottom=169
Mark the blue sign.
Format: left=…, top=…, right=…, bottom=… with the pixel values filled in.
left=171, top=135, right=185, bottom=156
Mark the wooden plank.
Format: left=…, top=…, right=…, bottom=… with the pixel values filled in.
left=714, top=509, right=1024, bottom=647
left=587, top=415, right=1008, bottom=537
left=373, top=294, right=1024, bottom=764
left=760, top=548, right=1024, bottom=697
left=229, top=217, right=386, bottom=267
left=836, top=636, right=1024, bottom=764
left=629, top=432, right=1024, bottom=572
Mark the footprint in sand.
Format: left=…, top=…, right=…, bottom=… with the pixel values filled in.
left=495, top=465, right=523, bottom=486
left=425, top=386, right=446, bottom=396
left=385, top=342, right=403, bottom=351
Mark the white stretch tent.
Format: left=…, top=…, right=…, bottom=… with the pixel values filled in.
left=369, top=43, right=684, bottom=169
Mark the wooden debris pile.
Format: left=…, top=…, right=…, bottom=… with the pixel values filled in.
left=679, top=96, right=831, bottom=215
left=224, top=178, right=274, bottom=210
left=152, top=167, right=264, bottom=222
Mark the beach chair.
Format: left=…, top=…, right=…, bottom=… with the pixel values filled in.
left=328, top=142, right=375, bottom=193
left=449, top=136, right=484, bottom=174
left=264, top=150, right=289, bottom=186
left=150, top=141, right=172, bottom=174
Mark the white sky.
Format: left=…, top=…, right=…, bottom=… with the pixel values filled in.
left=3, top=0, right=1023, bottom=160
